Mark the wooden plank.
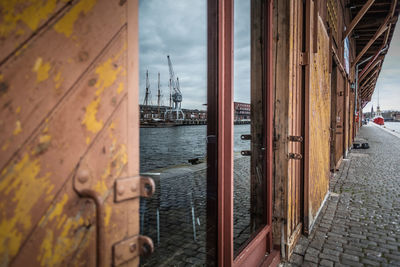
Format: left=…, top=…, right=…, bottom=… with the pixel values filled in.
left=359, top=57, right=382, bottom=81
left=307, top=16, right=330, bottom=225
left=126, top=1, right=140, bottom=266
left=0, top=0, right=126, bottom=172
left=343, top=0, right=375, bottom=40
left=351, top=15, right=391, bottom=67
left=13, top=99, right=130, bottom=266
left=272, top=0, right=290, bottom=248
left=0, top=0, right=70, bottom=64
left=0, top=28, right=127, bottom=265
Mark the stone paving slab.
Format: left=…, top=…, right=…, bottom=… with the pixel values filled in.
left=285, top=124, right=400, bottom=266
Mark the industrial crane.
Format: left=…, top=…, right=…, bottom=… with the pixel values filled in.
left=165, top=55, right=184, bottom=120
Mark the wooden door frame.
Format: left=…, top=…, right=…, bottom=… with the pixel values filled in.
left=208, top=0, right=278, bottom=266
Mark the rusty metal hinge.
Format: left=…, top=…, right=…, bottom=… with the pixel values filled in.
left=300, top=52, right=309, bottom=65
left=114, top=176, right=155, bottom=202
left=241, top=150, right=251, bottom=156
left=288, top=136, right=303, bottom=142
left=113, top=235, right=154, bottom=266
left=240, top=134, right=251, bottom=140
left=289, top=153, right=303, bottom=160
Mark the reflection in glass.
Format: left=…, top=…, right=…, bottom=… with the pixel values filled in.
left=233, top=0, right=267, bottom=255
left=138, top=1, right=210, bottom=266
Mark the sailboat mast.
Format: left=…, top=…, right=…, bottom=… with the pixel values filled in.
left=157, top=72, right=161, bottom=117
left=143, top=70, right=150, bottom=106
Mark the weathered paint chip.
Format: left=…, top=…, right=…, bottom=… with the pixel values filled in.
left=0, top=0, right=57, bottom=37
left=13, top=120, right=22, bottom=135
left=0, top=154, right=52, bottom=265
left=53, top=0, right=97, bottom=38
left=33, top=57, right=51, bottom=83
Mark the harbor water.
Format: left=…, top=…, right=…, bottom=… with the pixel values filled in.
left=385, top=121, right=400, bottom=133
left=140, top=124, right=250, bottom=172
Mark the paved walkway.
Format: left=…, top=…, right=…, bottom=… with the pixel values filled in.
left=287, top=124, right=400, bottom=266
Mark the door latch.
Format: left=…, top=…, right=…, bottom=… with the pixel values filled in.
left=288, top=136, right=303, bottom=142
left=289, top=153, right=303, bottom=160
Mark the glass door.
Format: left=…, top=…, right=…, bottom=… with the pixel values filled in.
left=138, top=1, right=216, bottom=265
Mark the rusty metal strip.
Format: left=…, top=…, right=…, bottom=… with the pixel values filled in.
left=114, top=176, right=155, bottom=202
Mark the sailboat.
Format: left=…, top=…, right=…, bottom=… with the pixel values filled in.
left=373, top=87, right=384, bottom=125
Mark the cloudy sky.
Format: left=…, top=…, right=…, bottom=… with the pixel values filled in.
left=139, top=0, right=250, bottom=110
left=363, top=25, right=400, bottom=112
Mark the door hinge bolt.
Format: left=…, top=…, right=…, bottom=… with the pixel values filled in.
left=117, top=186, right=125, bottom=196
left=77, top=169, right=89, bottom=184
left=129, top=243, right=136, bottom=253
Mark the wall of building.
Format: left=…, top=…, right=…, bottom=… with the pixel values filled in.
left=272, top=0, right=358, bottom=259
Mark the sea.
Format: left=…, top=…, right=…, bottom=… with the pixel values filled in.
left=140, top=124, right=250, bottom=172
left=385, top=121, right=400, bottom=133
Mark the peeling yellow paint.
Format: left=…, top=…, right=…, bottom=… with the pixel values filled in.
left=15, top=106, right=21, bottom=114
left=13, top=120, right=22, bottom=135
left=53, top=0, right=97, bottom=38
left=33, top=57, right=51, bottom=83
left=37, top=215, right=87, bottom=267
left=0, top=153, right=52, bottom=263
left=95, top=143, right=127, bottom=197
left=82, top=97, right=103, bottom=133
left=48, top=194, right=68, bottom=222
left=0, top=0, right=57, bottom=37
left=82, top=56, right=122, bottom=134
left=94, top=58, right=122, bottom=96
left=117, top=82, right=124, bottom=94
left=53, top=71, right=63, bottom=89
left=2, top=140, right=10, bottom=151
left=39, top=134, right=52, bottom=144
left=85, top=137, right=91, bottom=145
left=104, top=204, right=111, bottom=226
left=94, top=180, right=107, bottom=196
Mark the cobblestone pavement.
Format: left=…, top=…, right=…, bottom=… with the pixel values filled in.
left=140, top=155, right=251, bottom=266
left=286, top=124, right=400, bottom=266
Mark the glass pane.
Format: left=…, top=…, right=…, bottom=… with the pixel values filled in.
left=233, top=0, right=267, bottom=255
left=138, top=1, right=212, bottom=266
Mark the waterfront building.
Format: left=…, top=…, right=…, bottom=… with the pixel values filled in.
left=0, top=0, right=398, bottom=266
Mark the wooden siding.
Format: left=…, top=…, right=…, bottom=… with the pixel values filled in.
left=286, top=0, right=303, bottom=256
left=0, top=0, right=140, bottom=266
left=306, top=15, right=330, bottom=228
left=272, top=0, right=290, bottom=248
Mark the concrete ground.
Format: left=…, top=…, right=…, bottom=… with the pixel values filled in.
left=286, top=124, right=400, bottom=266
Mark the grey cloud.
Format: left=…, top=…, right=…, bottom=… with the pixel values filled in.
left=139, top=0, right=251, bottom=110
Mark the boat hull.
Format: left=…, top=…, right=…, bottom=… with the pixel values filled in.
left=373, top=116, right=384, bottom=125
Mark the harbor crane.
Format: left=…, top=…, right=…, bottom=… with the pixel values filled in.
left=165, top=55, right=184, bottom=120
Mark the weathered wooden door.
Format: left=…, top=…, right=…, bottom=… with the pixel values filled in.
left=330, top=62, right=338, bottom=171
left=0, top=1, right=150, bottom=266
left=335, top=72, right=345, bottom=166
left=286, top=0, right=304, bottom=256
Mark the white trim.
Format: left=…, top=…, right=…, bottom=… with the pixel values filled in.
left=308, top=190, right=330, bottom=232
